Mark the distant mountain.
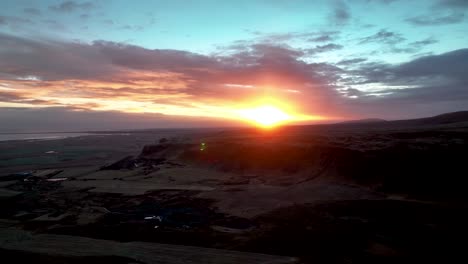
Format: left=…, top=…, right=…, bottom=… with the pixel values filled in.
left=339, top=118, right=387, bottom=124
left=399, top=111, right=468, bottom=126
left=329, top=111, right=468, bottom=129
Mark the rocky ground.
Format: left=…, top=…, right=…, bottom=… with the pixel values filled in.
left=1, top=119, right=468, bottom=263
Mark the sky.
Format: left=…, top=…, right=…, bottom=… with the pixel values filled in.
left=0, top=0, right=467, bottom=131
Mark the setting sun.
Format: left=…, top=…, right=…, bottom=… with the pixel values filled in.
left=238, top=105, right=291, bottom=128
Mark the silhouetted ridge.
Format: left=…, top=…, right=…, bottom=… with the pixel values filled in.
left=410, top=111, right=468, bottom=125
left=339, top=118, right=387, bottom=124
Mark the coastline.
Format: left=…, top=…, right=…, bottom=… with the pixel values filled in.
left=0, top=133, right=93, bottom=142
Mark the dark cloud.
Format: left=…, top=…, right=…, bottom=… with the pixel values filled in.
left=405, top=12, right=464, bottom=26
left=337, top=58, right=367, bottom=65
left=335, top=49, right=468, bottom=119
left=0, top=91, right=22, bottom=102
left=351, top=49, right=468, bottom=97
left=119, top=25, right=144, bottom=31
left=42, top=19, right=67, bottom=31
left=361, top=24, right=376, bottom=28
left=436, top=0, right=468, bottom=9
left=360, top=29, right=406, bottom=45
left=410, top=51, right=434, bottom=58
left=256, top=31, right=339, bottom=44
left=0, top=33, right=116, bottom=80
left=390, top=47, right=419, bottom=54
left=49, top=1, right=94, bottom=12
left=410, top=37, right=438, bottom=47
left=393, top=49, right=468, bottom=80
left=365, top=0, right=398, bottom=3
left=261, top=33, right=297, bottom=42
left=341, top=88, right=365, bottom=97
left=23, top=8, right=41, bottom=16
left=92, top=40, right=217, bottom=72
left=389, top=37, right=438, bottom=54
left=306, top=43, right=344, bottom=54
left=0, top=89, right=53, bottom=106
left=308, top=35, right=334, bottom=42
left=0, top=16, right=34, bottom=27
left=330, top=0, right=351, bottom=25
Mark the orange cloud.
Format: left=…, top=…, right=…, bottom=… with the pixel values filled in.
left=0, top=33, right=346, bottom=124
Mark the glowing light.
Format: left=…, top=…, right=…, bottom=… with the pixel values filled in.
left=200, top=142, right=207, bottom=151
left=238, top=105, right=291, bottom=128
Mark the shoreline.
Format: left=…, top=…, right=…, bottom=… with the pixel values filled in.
left=0, top=133, right=93, bottom=142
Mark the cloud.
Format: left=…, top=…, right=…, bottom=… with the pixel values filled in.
left=0, top=16, right=34, bottom=27
left=389, top=37, right=438, bottom=54
left=0, top=32, right=467, bottom=123
left=0, top=89, right=52, bottom=106
left=254, top=31, right=340, bottom=44
left=119, top=25, right=144, bottom=31
left=330, top=0, right=351, bottom=26
left=307, top=34, right=334, bottom=42
left=0, top=107, right=241, bottom=132
left=49, top=1, right=94, bottom=12
left=405, top=12, right=464, bottom=26
left=42, top=19, right=68, bottom=31
left=392, top=49, right=468, bottom=81
left=337, top=58, right=367, bottom=65
left=365, top=0, right=398, bottom=3
left=350, top=49, right=468, bottom=98
left=410, top=37, right=438, bottom=47
left=0, top=91, right=22, bottom=102
left=259, top=33, right=298, bottom=43
left=0, top=33, right=341, bottom=118
left=23, top=8, right=41, bottom=16
left=335, top=49, right=468, bottom=119
left=0, top=33, right=116, bottom=81
left=306, top=43, right=344, bottom=54
left=360, top=29, right=406, bottom=45
left=436, top=0, right=468, bottom=9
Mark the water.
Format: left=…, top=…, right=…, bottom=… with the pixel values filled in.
left=0, top=133, right=91, bottom=142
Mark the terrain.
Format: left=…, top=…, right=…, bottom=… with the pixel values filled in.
left=1, top=111, right=468, bottom=263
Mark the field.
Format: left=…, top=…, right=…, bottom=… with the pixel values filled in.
left=1, top=112, right=468, bottom=263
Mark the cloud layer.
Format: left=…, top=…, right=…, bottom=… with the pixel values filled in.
left=0, top=0, right=467, bottom=130
left=0, top=30, right=467, bottom=129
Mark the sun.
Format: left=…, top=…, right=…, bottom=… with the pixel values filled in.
left=238, top=105, right=291, bottom=128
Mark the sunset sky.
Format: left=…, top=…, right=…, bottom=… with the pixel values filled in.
left=1, top=0, right=467, bottom=131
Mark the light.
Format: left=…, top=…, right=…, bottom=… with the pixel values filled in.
left=238, top=105, right=290, bottom=128
left=200, top=142, right=207, bottom=151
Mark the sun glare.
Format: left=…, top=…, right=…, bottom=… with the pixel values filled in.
left=238, top=105, right=291, bottom=128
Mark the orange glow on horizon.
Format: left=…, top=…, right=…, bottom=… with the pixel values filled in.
left=0, top=77, right=332, bottom=125
left=238, top=105, right=290, bottom=128
left=235, top=97, right=326, bottom=128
